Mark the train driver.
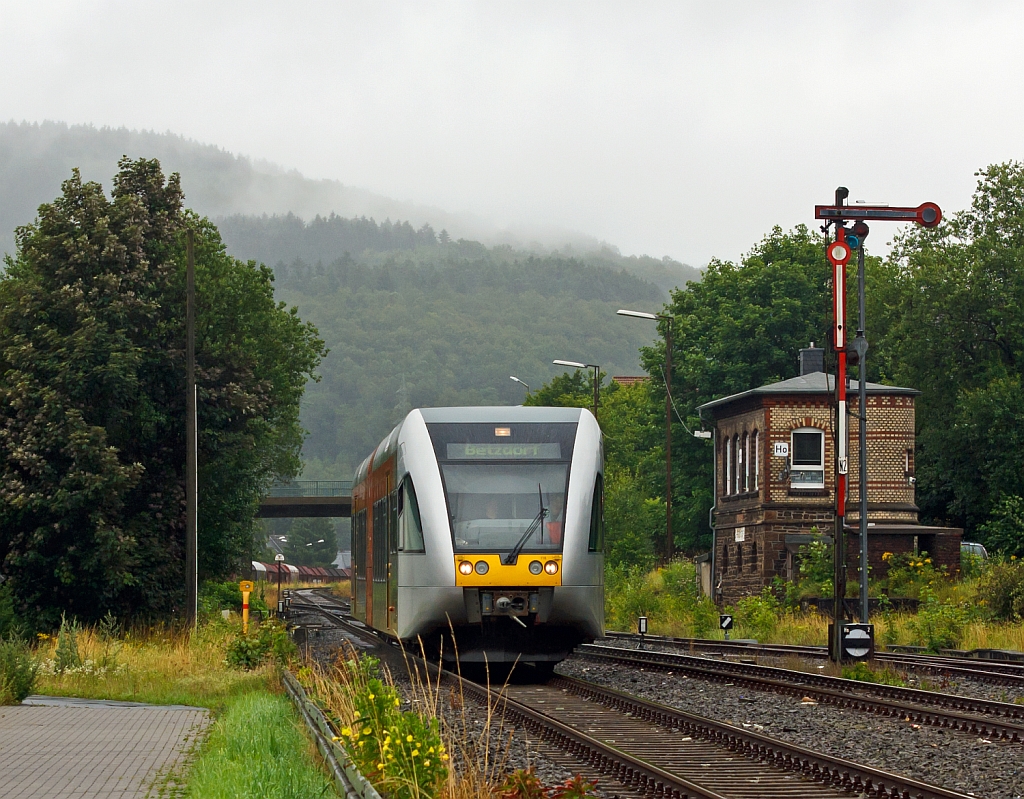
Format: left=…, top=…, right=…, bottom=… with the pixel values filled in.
left=546, top=494, right=564, bottom=545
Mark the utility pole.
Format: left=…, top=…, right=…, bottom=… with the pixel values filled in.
left=616, top=310, right=675, bottom=561
left=185, top=229, right=198, bottom=628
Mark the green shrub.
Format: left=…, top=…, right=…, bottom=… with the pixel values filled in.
left=199, top=580, right=270, bottom=619
left=733, top=588, right=780, bottom=642
left=0, top=637, right=40, bottom=704
left=225, top=619, right=296, bottom=670
left=338, top=657, right=447, bottom=799
left=977, top=558, right=1024, bottom=621
left=910, top=589, right=974, bottom=651
left=691, top=598, right=720, bottom=639
left=979, top=495, right=1024, bottom=559
left=841, top=661, right=905, bottom=686
left=0, top=583, right=20, bottom=638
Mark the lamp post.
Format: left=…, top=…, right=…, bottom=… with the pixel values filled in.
left=552, top=359, right=601, bottom=417
left=509, top=375, right=531, bottom=397
left=617, top=309, right=674, bottom=561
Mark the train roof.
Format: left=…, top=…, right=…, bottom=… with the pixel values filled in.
left=418, top=406, right=586, bottom=423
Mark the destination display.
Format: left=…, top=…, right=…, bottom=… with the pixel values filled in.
left=446, top=443, right=562, bottom=460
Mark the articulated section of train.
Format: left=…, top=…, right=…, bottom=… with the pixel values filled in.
left=351, top=406, right=604, bottom=668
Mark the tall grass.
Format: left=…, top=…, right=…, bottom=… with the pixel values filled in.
left=605, top=558, right=1024, bottom=651
left=183, top=692, right=340, bottom=799
left=34, top=618, right=276, bottom=711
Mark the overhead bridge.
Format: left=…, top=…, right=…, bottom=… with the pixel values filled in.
left=258, top=480, right=352, bottom=518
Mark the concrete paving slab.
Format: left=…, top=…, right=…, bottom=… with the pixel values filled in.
left=0, top=697, right=210, bottom=798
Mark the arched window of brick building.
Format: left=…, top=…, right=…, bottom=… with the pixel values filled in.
left=742, top=432, right=749, bottom=491
left=749, top=540, right=758, bottom=572
left=721, top=542, right=729, bottom=573
left=751, top=430, right=759, bottom=490
left=737, top=542, right=743, bottom=572
left=732, top=435, right=740, bottom=493
left=724, top=436, right=733, bottom=493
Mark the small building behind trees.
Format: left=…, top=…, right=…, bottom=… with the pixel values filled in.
left=698, top=345, right=961, bottom=605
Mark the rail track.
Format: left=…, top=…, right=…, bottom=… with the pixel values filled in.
left=577, top=642, right=1024, bottom=742
left=604, top=631, right=1024, bottom=688
left=286, top=590, right=975, bottom=799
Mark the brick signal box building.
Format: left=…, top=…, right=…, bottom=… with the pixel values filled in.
left=698, top=346, right=961, bottom=605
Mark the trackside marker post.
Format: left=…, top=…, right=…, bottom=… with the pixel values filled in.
left=239, top=580, right=254, bottom=634
left=816, top=189, right=940, bottom=663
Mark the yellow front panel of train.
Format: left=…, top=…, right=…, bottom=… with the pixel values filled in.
left=454, top=554, right=562, bottom=586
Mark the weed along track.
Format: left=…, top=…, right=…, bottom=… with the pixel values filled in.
left=288, top=590, right=976, bottom=798
left=577, top=643, right=1024, bottom=741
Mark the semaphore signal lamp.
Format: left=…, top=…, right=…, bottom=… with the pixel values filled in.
left=845, top=221, right=870, bottom=250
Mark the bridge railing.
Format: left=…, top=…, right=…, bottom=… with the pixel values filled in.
left=267, top=480, right=353, bottom=497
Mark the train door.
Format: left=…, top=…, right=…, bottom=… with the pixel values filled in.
left=353, top=508, right=367, bottom=621
left=388, top=484, right=398, bottom=632
left=372, top=471, right=393, bottom=631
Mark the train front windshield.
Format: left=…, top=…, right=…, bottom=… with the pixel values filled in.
left=427, top=422, right=577, bottom=554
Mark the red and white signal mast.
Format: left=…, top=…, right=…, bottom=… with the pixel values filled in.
left=815, top=188, right=941, bottom=662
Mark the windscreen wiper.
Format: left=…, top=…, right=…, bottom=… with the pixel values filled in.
left=503, top=484, right=547, bottom=565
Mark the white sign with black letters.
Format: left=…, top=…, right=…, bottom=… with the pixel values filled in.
left=773, top=442, right=789, bottom=457
left=734, top=527, right=745, bottom=543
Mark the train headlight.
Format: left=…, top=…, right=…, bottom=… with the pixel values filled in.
left=458, top=561, right=473, bottom=575
left=544, top=560, right=559, bottom=575
left=528, top=560, right=543, bottom=575
left=474, top=560, right=489, bottom=575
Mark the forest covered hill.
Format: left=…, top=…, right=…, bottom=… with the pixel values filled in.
left=249, top=228, right=673, bottom=477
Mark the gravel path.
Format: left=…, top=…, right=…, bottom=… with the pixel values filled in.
left=558, top=657, right=1024, bottom=799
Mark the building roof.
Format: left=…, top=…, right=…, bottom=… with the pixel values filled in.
left=698, top=371, right=919, bottom=414
left=612, top=376, right=649, bottom=387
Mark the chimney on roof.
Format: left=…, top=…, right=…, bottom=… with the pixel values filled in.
left=799, top=342, right=824, bottom=376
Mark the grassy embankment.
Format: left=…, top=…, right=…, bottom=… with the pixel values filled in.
left=604, top=558, right=1024, bottom=652
left=30, top=591, right=347, bottom=798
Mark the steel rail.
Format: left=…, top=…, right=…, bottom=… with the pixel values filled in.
left=602, top=631, right=1024, bottom=686
left=289, top=591, right=974, bottom=798
left=549, top=675, right=974, bottom=799
left=577, top=644, right=1024, bottom=742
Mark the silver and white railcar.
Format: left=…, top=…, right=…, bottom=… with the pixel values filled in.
left=351, top=406, right=604, bottom=667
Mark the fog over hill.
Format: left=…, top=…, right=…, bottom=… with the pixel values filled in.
left=0, top=121, right=700, bottom=292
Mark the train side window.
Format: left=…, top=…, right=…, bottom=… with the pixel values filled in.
left=398, top=476, right=425, bottom=552
left=389, top=490, right=399, bottom=555
left=588, top=473, right=604, bottom=552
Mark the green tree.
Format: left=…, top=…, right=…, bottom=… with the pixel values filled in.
left=0, top=159, right=325, bottom=628
left=643, top=225, right=832, bottom=553
left=284, top=518, right=337, bottom=567
left=870, top=162, right=1024, bottom=541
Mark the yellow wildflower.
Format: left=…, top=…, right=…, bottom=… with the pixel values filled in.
left=363, top=728, right=372, bottom=736
left=412, top=749, right=419, bottom=757
left=424, top=760, right=431, bottom=767
left=428, top=747, right=435, bottom=754
left=341, top=728, right=352, bottom=737
left=354, top=711, right=361, bottom=719
left=368, top=693, right=375, bottom=700
left=394, top=698, right=401, bottom=707
left=406, top=735, right=414, bottom=742
left=441, top=754, right=449, bottom=761
left=332, top=736, right=340, bottom=742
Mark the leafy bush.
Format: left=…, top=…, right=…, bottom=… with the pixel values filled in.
left=225, top=619, right=296, bottom=670
left=977, top=558, right=1024, bottom=621
left=337, top=656, right=447, bottom=799
left=979, top=495, right=1024, bottom=558
left=732, top=588, right=780, bottom=642
left=841, top=661, right=905, bottom=686
left=498, top=769, right=600, bottom=799
left=0, top=637, right=39, bottom=704
left=882, top=551, right=946, bottom=599
left=909, top=589, right=974, bottom=651
left=199, top=580, right=269, bottom=619
left=0, top=583, right=20, bottom=638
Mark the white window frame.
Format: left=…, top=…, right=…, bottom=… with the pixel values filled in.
left=751, top=430, right=759, bottom=490
left=724, top=438, right=732, bottom=495
left=790, top=427, right=825, bottom=488
left=742, top=432, right=749, bottom=492
left=732, top=435, right=740, bottom=494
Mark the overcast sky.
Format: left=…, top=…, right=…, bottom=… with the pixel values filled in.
left=2, top=1, right=1022, bottom=265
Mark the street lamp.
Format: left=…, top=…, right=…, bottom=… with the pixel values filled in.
left=509, top=375, right=531, bottom=396
left=617, top=308, right=674, bottom=561
left=552, top=359, right=601, bottom=417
